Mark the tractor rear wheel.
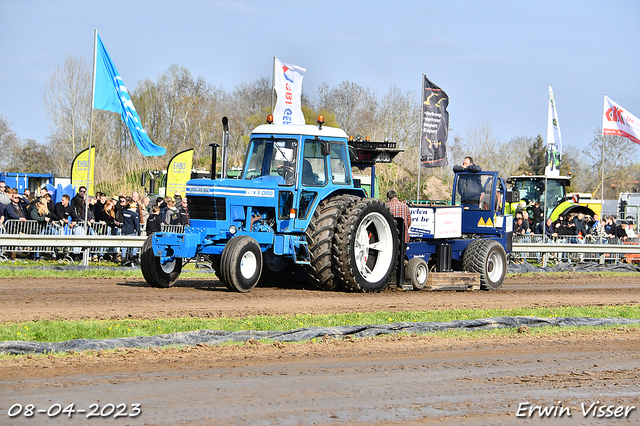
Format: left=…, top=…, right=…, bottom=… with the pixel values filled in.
left=220, top=235, right=263, bottom=293
left=304, top=195, right=359, bottom=290
left=462, top=239, right=506, bottom=290
left=141, top=234, right=182, bottom=288
left=406, top=257, right=428, bottom=290
left=334, top=198, right=398, bottom=292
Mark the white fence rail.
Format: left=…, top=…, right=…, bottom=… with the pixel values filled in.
left=0, top=219, right=184, bottom=264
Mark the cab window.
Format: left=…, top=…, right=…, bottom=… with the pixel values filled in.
left=302, top=140, right=327, bottom=186
left=330, top=142, right=349, bottom=185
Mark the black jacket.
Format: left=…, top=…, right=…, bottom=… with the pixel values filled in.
left=146, top=213, right=163, bottom=235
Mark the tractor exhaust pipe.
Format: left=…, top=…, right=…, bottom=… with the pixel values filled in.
left=221, top=116, right=229, bottom=179
left=209, top=143, right=220, bottom=179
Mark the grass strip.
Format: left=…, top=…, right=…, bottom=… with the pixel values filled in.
left=2, top=305, right=639, bottom=343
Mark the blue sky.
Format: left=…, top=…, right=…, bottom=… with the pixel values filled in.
left=1, top=0, right=638, bottom=152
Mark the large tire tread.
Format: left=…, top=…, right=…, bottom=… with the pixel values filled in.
left=304, top=194, right=359, bottom=290
left=140, top=234, right=182, bottom=288
left=462, top=239, right=506, bottom=290
left=334, top=198, right=398, bottom=292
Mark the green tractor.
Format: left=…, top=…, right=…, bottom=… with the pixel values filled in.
left=506, top=174, right=596, bottom=221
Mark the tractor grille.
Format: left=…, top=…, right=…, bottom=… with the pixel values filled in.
left=188, top=196, right=227, bottom=221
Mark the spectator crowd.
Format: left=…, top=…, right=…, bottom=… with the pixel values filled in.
left=512, top=200, right=637, bottom=244
left=0, top=182, right=190, bottom=264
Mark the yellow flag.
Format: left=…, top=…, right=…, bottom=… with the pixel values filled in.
left=70, top=146, right=96, bottom=195
left=166, top=149, right=194, bottom=197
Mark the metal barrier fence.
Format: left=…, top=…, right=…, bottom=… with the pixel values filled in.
left=1, top=222, right=639, bottom=267
left=511, top=234, right=640, bottom=266
left=0, top=220, right=184, bottom=263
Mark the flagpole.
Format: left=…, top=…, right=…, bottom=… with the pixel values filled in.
left=601, top=95, right=606, bottom=201
left=416, top=74, right=424, bottom=202
left=271, top=56, right=276, bottom=115
left=81, top=29, right=98, bottom=266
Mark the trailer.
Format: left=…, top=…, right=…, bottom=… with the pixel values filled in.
left=141, top=116, right=514, bottom=292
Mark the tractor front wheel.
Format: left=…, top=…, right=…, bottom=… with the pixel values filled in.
left=220, top=236, right=263, bottom=293
left=141, top=234, right=182, bottom=288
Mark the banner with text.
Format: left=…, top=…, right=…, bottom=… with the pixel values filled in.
left=602, top=95, right=640, bottom=145
left=545, top=85, right=562, bottom=177
left=166, top=149, right=194, bottom=198
left=273, top=57, right=306, bottom=126
left=420, top=75, right=449, bottom=168
left=70, top=146, right=96, bottom=196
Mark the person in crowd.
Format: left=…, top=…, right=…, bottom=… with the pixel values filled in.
left=452, top=156, right=482, bottom=206
left=40, top=188, right=55, bottom=213
left=94, top=193, right=110, bottom=224
left=5, top=190, right=28, bottom=222
left=121, top=201, right=141, bottom=265
left=23, top=188, right=33, bottom=202
left=178, top=197, right=190, bottom=226
left=139, top=196, right=150, bottom=234
left=52, top=194, right=78, bottom=228
left=101, top=199, right=119, bottom=233
left=164, top=199, right=180, bottom=227
left=589, top=214, right=606, bottom=243
left=522, top=210, right=532, bottom=228
left=530, top=201, right=543, bottom=231
left=615, top=219, right=628, bottom=241
left=514, top=212, right=530, bottom=236
left=552, top=215, right=568, bottom=239
left=114, top=195, right=128, bottom=225
left=604, top=216, right=617, bottom=239
left=536, top=217, right=556, bottom=238
left=0, top=181, right=10, bottom=206
left=386, top=189, right=412, bottom=244
left=72, top=187, right=95, bottom=225
left=0, top=201, right=5, bottom=230
left=572, top=212, right=588, bottom=242
left=30, top=199, right=52, bottom=237
left=146, top=205, right=163, bottom=236
left=625, top=221, right=637, bottom=239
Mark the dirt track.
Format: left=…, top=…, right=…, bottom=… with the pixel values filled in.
left=1, top=273, right=640, bottom=322
left=2, top=273, right=640, bottom=425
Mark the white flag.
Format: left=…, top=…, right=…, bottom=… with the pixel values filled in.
left=545, top=86, right=562, bottom=177
left=273, top=57, right=306, bottom=126
left=602, top=95, right=640, bottom=145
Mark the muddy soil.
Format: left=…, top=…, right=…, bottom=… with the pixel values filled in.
left=1, top=273, right=640, bottom=425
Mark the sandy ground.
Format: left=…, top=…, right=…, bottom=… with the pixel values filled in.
left=1, top=273, right=640, bottom=425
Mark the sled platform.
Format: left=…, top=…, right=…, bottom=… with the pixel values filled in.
left=402, top=272, right=480, bottom=291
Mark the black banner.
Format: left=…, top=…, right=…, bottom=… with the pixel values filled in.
left=420, top=76, right=449, bottom=168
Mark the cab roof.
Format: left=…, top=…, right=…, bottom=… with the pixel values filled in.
left=251, top=124, right=348, bottom=139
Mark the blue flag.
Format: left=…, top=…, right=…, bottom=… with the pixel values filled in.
left=93, top=34, right=166, bottom=156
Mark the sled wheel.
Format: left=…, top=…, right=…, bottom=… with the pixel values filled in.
left=334, top=198, right=398, bottom=292
left=462, top=239, right=507, bottom=290
left=141, top=234, right=182, bottom=288
left=220, top=236, right=262, bottom=293
left=406, top=257, right=428, bottom=290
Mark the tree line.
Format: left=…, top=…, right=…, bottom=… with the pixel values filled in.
left=0, top=54, right=638, bottom=199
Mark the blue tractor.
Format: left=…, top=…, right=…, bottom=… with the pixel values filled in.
left=141, top=117, right=513, bottom=292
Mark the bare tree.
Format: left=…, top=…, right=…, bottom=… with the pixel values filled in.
left=43, top=55, right=91, bottom=170
left=0, top=115, right=22, bottom=170
left=316, top=81, right=377, bottom=137
left=582, top=128, right=639, bottom=198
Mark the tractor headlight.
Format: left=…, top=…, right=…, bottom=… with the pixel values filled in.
left=229, top=225, right=237, bottom=235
